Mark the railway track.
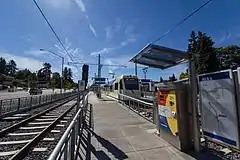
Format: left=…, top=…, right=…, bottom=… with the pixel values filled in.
left=0, top=95, right=77, bottom=131
left=0, top=97, right=79, bottom=160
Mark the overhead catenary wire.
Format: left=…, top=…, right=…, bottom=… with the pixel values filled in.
left=152, top=0, right=214, bottom=44
left=123, top=0, right=214, bottom=66
left=32, top=0, right=80, bottom=72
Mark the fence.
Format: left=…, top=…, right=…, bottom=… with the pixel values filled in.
left=118, top=93, right=154, bottom=123
left=0, top=91, right=77, bottom=118
left=48, top=92, right=91, bottom=160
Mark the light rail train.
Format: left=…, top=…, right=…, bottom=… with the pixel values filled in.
left=107, top=75, right=141, bottom=100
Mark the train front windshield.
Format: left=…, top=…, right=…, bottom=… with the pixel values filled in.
left=124, top=78, right=139, bottom=90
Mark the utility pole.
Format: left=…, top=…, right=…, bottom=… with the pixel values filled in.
left=142, top=67, right=148, bottom=79
left=135, top=63, right=137, bottom=76
left=98, top=54, right=101, bottom=98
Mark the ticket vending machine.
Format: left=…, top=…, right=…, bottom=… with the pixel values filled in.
left=156, top=83, right=193, bottom=152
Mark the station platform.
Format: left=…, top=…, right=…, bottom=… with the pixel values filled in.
left=88, top=93, right=195, bottom=160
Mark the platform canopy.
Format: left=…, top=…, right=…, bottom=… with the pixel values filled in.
left=129, top=44, right=190, bottom=69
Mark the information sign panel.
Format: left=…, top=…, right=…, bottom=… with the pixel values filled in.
left=199, top=70, right=239, bottom=148
left=157, top=90, right=178, bottom=136
left=94, top=78, right=106, bottom=84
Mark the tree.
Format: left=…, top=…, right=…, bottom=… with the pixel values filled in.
left=63, top=67, right=74, bottom=89
left=16, top=69, right=32, bottom=82
left=188, top=31, right=219, bottom=74
left=179, top=72, right=188, bottom=80
left=160, top=77, right=164, bottom=83
left=216, top=45, right=240, bottom=70
left=82, top=64, right=89, bottom=89
left=29, top=72, right=37, bottom=88
left=66, top=82, right=74, bottom=90
left=42, top=62, right=52, bottom=82
left=51, top=72, right=61, bottom=89
left=179, top=69, right=189, bottom=80
left=169, top=74, right=177, bottom=81
left=67, top=68, right=73, bottom=83
left=0, top=57, right=6, bottom=74
left=5, top=60, right=17, bottom=76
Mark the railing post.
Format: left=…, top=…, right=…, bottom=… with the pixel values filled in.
left=30, top=97, right=33, bottom=107
left=76, top=115, right=79, bottom=140
left=9, top=99, right=12, bottom=111
left=0, top=100, right=2, bottom=115
left=70, top=127, right=75, bottom=160
left=17, top=98, right=21, bottom=111
left=39, top=96, right=41, bottom=104
left=64, top=141, right=68, bottom=160
left=137, top=102, right=140, bottom=114
left=90, top=103, right=94, bottom=132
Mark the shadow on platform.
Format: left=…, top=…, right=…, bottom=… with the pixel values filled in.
left=88, top=128, right=128, bottom=160
left=188, top=148, right=230, bottom=160
left=99, top=99, right=115, bottom=102
left=76, top=104, right=128, bottom=160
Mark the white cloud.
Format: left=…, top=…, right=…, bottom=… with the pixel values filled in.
left=217, top=32, right=232, bottom=45
left=115, top=18, right=122, bottom=32
left=120, top=38, right=136, bottom=47
left=43, top=0, right=72, bottom=10
left=54, top=38, right=85, bottom=81
left=74, top=0, right=86, bottom=12
left=105, top=26, right=114, bottom=40
left=90, top=37, right=136, bottom=56
left=24, top=49, right=49, bottom=57
left=45, top=0, right=97, bottom=38
left=54, top=38, right=83, bottom=62
left=105, top=18, right=123, bottom=40
left=125, top=25, right=135, bottom=34
left=20, top=35, right=33, bottom=42
left=88, top=23, right=97, bottom=37
left=0, top=52, right=43, bottom=72
left=90, top=47, right=115, bottom=56
left=73, top=0, right=97, bottom=37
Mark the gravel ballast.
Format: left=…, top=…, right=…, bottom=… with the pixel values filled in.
left=0, top=100, right=77, bottom=159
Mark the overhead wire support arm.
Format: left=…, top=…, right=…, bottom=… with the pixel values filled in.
left=67, top=62, right=127, bottom=68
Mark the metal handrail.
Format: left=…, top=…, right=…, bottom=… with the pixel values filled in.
left=48, top=92, right=89, bottom=160
left=118, top=93, right=153, bottom=106
left=0, top=91, right=77, bottom=118
left=118, top=93, right=154, bottom=123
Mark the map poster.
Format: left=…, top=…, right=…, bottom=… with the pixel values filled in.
left=199, top=70, right=240, bottom=148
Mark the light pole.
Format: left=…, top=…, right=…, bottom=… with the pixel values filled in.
left=142, top=67, right=148, bottom=79
left=40, top=49, right=64, bottom=94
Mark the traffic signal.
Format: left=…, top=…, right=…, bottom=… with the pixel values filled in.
left=82, top=64, right=89, bottom=89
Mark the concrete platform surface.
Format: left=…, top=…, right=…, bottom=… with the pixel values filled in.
left=89, top=93, right=195, bottom=160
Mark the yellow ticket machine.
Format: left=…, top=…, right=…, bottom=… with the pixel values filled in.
left=156, top=83, right=193, bottom=152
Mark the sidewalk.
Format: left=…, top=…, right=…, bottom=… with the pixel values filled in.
left=88, top=93, right=195, bottom=160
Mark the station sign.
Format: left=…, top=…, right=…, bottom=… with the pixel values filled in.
left=140, top=79, right=151, bottom=83
left=94, top=78, right=106, bottom=84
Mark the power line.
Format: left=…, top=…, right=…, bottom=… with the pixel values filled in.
left=152, top=0, right=214, bottom=44
left=32, top=0, right=80, bottom=71
left=124, top=0, right=214, bottom=67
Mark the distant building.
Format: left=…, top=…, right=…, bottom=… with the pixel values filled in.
left=0, top=73, right=14, bottom=87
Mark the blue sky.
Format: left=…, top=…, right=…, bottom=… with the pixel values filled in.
left=0, top=0, right=240, bottom=83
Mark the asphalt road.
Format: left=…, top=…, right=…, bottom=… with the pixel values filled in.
left=0, top=89, right=72, bottom=100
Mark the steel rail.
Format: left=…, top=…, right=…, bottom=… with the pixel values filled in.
left=0, top=95, right=78, bottom=137
left=9, top=101, right=78, bottom=160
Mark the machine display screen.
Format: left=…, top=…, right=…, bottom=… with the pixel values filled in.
left=124, top=78, right=139, bottom=90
